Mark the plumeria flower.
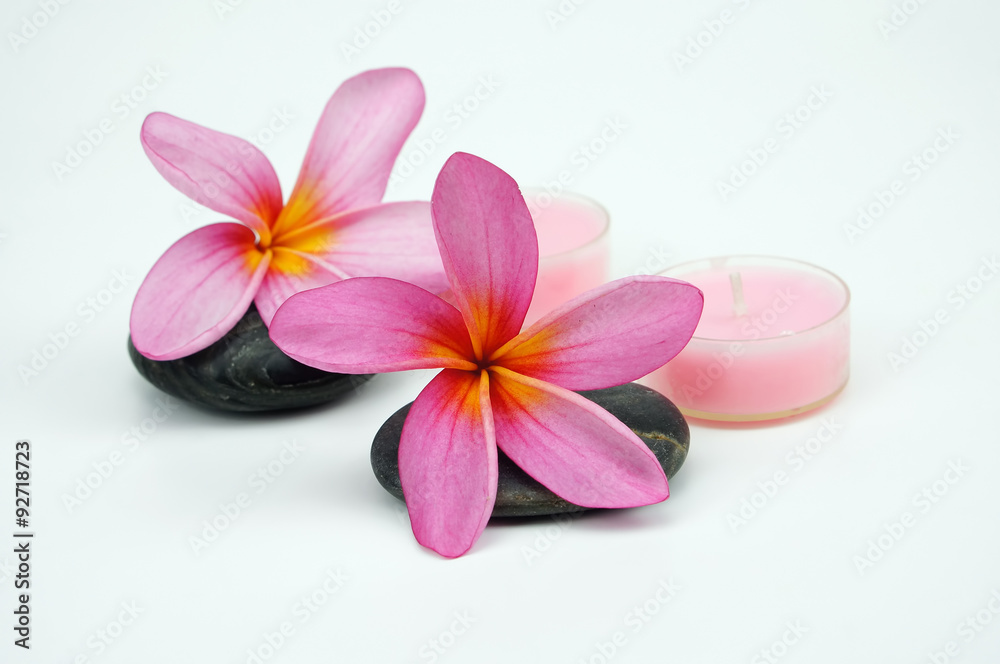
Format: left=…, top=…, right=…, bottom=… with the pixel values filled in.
left=270, top=153, right=704, bottom=557
left=130, top=68, right=448, bottom=360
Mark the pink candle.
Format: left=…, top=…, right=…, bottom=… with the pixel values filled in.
left=642, top=256, right=850, bottom=422
left=522, top=189, right=610, bottom=327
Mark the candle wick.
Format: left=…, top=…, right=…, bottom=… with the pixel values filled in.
left=730, top=272, right=747, bottom=317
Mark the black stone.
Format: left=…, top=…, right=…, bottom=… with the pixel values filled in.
left=128, top=305, right=373, bottom=412
left=371, top=382, right=689, bottom=517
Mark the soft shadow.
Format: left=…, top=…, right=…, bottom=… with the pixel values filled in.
left=488, top=504, right=673, bottom=533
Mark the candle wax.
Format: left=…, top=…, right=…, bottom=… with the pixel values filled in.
left=643, top=257, right=850, bottom=421
left=689, top=266, right=845, bottom=339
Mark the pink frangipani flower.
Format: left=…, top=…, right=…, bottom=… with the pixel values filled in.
left=130, top=68, right=448, bottom=360
left=269, top=153, right=704, bottom=558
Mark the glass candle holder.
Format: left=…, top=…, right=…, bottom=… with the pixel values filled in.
left=522, top=189, right=610, bottom=327
left=642, top=256, right=850, bottom=422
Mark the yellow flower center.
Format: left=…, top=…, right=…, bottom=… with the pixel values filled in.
left=251, top=182, right=334, bottom=277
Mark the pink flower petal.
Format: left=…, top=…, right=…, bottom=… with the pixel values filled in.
left=272, top=68, right=425, bottom=237
left=253, top=250, right=348, bottom=327
left=399, top=369, right=497, bottom=558
left=325, top=202, right=449, bottom=294
left=130, top=223, right=270, bottom=360
left=493, top=276, right=704, bottom=390
left=489, top=368, right=669, bottom=508
left=431, top=153, right=538, bottom=358
left=268, top=278, right=477, bottom=373
left=141, top=112, right=283, bottom=239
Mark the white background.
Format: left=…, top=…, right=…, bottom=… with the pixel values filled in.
left=3, top=0, right=999, bottom=662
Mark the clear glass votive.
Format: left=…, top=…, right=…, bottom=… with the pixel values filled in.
left=642, top=255, right=851, bottom=422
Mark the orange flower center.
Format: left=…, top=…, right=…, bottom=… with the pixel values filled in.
left=250, top=184, right=334, bottom=278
